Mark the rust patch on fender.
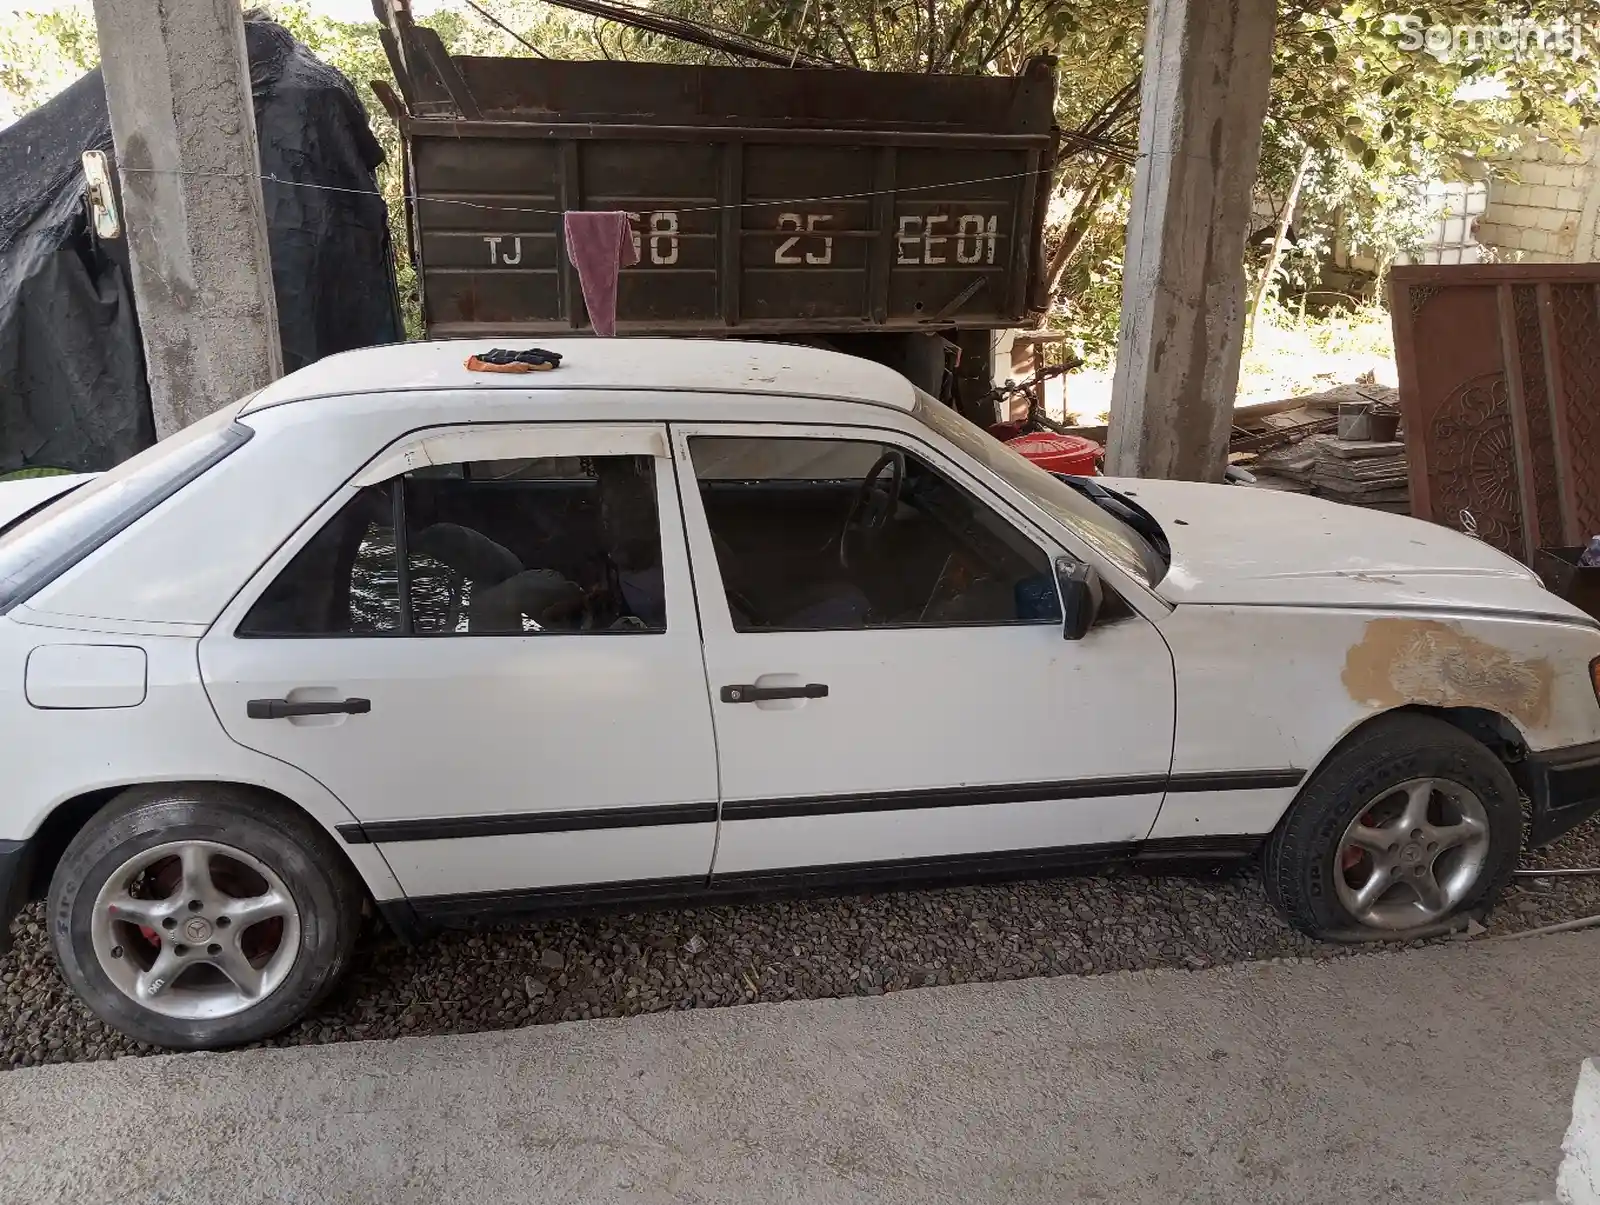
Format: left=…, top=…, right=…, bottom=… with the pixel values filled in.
left=1342, top=618, right=1553, bottom=727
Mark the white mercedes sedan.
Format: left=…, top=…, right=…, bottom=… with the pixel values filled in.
left=3, top=340, right=1599, bottom=1049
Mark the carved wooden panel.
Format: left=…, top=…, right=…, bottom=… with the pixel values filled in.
left=1391, top=266, right=1600, bottom=562
left=1425, top=373, right=1520, bottom=556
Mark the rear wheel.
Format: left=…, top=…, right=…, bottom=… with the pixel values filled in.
left=1263, top=714, right=1521, bottom=939
left=48, top=784, right=362, bottom=1049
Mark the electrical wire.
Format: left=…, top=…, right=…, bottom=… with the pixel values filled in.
left=1487, top=911, right=1600, bottom=940
left=461, top=0, right=549, bottom=59
left=118, top=162, right=1068, bottom=218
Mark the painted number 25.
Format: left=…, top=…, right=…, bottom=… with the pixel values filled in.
left=775, top=213, right=833, bottom=265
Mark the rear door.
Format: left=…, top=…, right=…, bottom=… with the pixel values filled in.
left=200, top=422, right=720, bottom=906
left=673, top=422, right=1177, bottom=886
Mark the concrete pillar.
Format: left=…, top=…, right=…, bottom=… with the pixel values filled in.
left=91, top=0, right=281, bottom=439
left=1576, top=130, right=1600, bottom=264
left=1104, top=0, right=1276, bottom=480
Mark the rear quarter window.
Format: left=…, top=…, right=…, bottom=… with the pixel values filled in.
left=0, top=407, right=253, bottom=615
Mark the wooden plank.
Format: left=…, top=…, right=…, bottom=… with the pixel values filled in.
left=414, top=122, right=1053, bottom=149
left=718, top=141, right=742, bottom=327
left=414, top=26, right=482, bottom=120
left=1497, top=282, right=1542, bottom=558
left=1392, top=263, right=1600, bottom=286
left=1006, top=148, right=1041, bottom=318
left=866, top=147, right=896, bottom=325
left=1387, top=275, right=1435, bottom=522
left=1537, top=281, right=1582, bottom=543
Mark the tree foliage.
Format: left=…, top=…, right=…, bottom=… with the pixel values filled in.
left=2, top=0, right=1596, bottom=357
left=0, top=6, right=98, bottom=123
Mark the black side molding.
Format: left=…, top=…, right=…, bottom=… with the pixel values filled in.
left=721, top=769, right=1302, bottom=822
left=338, top=801, right=719, bottom=844
left=1165, top=769, right=1304, bottom=793
left=339, top=771, right=1304, bottom=842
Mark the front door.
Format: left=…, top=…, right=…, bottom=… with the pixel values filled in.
left=200, top=422, right=719, bottom=903
left=673, top=422, right=1176, bottom=884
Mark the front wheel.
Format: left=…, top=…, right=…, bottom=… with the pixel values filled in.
left=1263, top=714, right=1522, bottom=939
left=48, top=784, right=362, bottom=1049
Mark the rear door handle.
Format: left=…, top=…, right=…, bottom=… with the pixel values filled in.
left=720, top=683, right=828, bottom=704
left=247, top=697, right=371, bottom=720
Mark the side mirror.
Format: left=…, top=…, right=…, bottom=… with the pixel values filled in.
left=1055, top=558, right=1102, bottom=641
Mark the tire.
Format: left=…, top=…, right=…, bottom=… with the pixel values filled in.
left=48, top=784, right=362, bottom=1050
left=1263, top=714, right=1522, bottom=940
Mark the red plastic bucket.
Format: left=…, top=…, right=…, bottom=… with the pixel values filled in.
left=1004, top=431, right=1101, bottom=475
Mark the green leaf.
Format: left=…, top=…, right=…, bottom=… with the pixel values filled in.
left=1380, top=74, right=1402, bottom=96
left=1047, top=8, right=1077, bottom=36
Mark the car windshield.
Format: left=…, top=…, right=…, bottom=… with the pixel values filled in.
left=0, top=404, right=253, bottom=615
left=913, top=392, right=1167, bottom=587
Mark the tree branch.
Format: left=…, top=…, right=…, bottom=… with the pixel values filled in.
left=1045, top=160, right=1118, bottom=296
left=1248, top=146, right=1315, bottom=345
left=975, top=0, right=1025, bottom=71
left=935, top=0, right=989, bottom=72
left=828, top=13, right=862, bottom=66
left=865, top=4, right=882, bottom=63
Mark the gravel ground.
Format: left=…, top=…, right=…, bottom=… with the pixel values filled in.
left=4, top=820, right=1600, bottom=1070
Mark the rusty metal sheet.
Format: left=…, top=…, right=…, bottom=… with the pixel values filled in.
left=383, top=38, right=1057, bottom=338
left=1390, top=264, right=1600, bottom=562
left=452, top=56, right=1058, bottom=134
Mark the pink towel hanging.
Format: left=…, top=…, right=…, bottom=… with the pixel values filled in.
left=563, top=211, right=639, bottom=337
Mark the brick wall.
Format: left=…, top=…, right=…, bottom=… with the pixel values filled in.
left=1475, top=129, right=1600, bottom=262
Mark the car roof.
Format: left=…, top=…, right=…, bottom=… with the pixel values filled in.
left=240, top=339, right=920, bottom=415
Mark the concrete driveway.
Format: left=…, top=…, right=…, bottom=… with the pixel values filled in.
left=1, top=932, right=1595, bottom=1204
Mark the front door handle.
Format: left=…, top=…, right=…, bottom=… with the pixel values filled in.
left=720, top=683, right=828, bottom=704
left=247, top=697, right=372, bottom=720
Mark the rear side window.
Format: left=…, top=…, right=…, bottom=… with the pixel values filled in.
left=0, top=408, right=253, bottom=615
left=238, top=455, right=666, bottom=636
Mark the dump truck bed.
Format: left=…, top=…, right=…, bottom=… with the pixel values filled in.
left=375, top=32, right=1058, bottom=339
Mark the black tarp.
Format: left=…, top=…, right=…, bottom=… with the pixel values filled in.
left=0, top=17, right=402, bottom=475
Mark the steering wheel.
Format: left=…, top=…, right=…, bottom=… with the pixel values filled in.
left=838, top=450, right=905, bottom=570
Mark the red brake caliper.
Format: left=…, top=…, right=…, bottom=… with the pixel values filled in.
left=127, top=860, right=181, bottom=950
left=1341, top=810, right=1372, bottom=872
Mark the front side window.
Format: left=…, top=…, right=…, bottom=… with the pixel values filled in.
left=912, top=391, right=1167, bottom=586
left=689, top=435, right=1061, bottom=632
left=239, top=454, right=665, bottom=636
